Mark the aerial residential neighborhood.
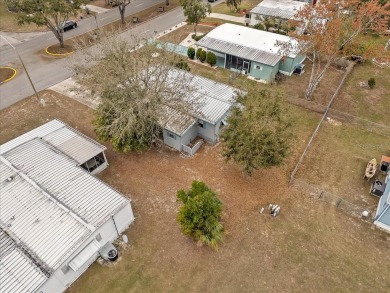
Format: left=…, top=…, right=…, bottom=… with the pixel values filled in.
left=0, top=0, right=389, bottom=292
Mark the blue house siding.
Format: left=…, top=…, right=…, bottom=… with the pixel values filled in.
left=197, top=120, right=216, bottom=143
left=250, top=61, right=280, bottom=82
left=181, top=123, right=198, bottom=146
left=279, top=55, right=306, bottom=75
left=163, top=130, right=182, bottom=151
left=374, top=171, right=390, bottom=232
left=208, top=49, right=225, bottom=67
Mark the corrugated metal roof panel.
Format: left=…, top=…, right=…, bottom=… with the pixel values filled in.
left=197, top=23, right=300, bottom=64
left=0, top=119, right=106, bottom=165
left=197, top=37, right=282, bottom=66
left=0, top=160, right=92, bottom=271
left=250, top=0, right=307, bottom=19
left=3, top=139, right=128, bottom=227
left=0, top=247, right=47, bottom=293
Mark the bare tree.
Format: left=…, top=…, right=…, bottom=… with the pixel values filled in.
left=287, top=0, right=390, bottom=100
left=72, top=35, right=197, bottom=152
left=111, top=0, right=132, bottom=24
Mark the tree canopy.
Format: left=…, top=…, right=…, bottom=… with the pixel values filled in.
left=7, top=0, right=84, bottom=48
left=73, top=37, right=196, bottom=152
left=225, top=0, right=241, bottom=10
left=287, top=0, right=390, bottom=100
left=177, top=181, right=223, bottom=249
left=110, top=0, right=132, bottom=24
left=220, top=90, right=294, bottom=175
left=180, top=0, right=211, bottom=34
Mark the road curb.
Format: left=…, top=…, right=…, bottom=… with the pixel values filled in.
left=45, top=46, right=74, bottom=56
left=0, top=66, right=17, bottom=84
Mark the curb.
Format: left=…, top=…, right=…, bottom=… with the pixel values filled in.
left=45, top=46, right=74, bottom=56
left=0, top=66, right=17, bottom=84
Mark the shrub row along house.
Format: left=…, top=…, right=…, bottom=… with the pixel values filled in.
left=159, top=69, right=241, bottom=155
left=196, top=23, right=305, bottom=83
left=0, top=120, right=134, bottom=293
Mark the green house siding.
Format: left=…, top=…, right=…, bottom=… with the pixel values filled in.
left=250, top=61, right=280, bottom=82
left=280, top=55, right=306, bottom=75
left=208, top=49, right=225, bottom=68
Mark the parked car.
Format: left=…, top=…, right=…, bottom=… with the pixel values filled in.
left=208, top=0, right=218, bottom=2
left=61, top=20, right=77, bottom=32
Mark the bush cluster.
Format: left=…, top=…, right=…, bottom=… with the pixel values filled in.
left=187, top=47, right=195, bottom=59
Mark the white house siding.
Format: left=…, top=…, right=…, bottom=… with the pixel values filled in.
left=37, top=203, right=134, bottom=293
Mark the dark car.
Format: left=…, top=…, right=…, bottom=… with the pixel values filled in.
left=61, top=20, right=77, bottom=32
left=208, top=0, right=218, bottom=2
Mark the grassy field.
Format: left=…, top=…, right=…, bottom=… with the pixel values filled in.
left=212, top=0, right=260, bottom=16
left=332, top=63, right=390, bottom=126
left=1, top=91, right=390, bottom=293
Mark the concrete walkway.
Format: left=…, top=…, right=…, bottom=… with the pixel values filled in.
left=209, top=13, right=246, bottom=24
left=83, top=4, right=110, bottom=14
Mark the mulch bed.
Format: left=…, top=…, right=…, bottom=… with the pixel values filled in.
left=0, top=67, right=15, bottom=83
left=46, top=44, right=74, bottom=55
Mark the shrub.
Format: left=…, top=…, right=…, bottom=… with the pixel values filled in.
left=199, top=50, right=207, bottom=63
left=187, top=47, right=195, bottom=59
left=253, top=23, right=265, bottom=30
left=206, top=51, right=217, bottom=66
left=192, top=34, right=205, bottom=41
left=196, top=48, right=203, bottom=60
left=177, top=181, right=223, bottom=249
left=368, top=77, right=376, bottom=89
left=175, top=58, right=190, bottom=71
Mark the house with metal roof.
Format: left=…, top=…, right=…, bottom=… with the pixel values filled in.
left=158, top=69, right=240, bottom=155
left=0, top=121, right=134, bottom=293
left=249, top=0, right=309, bottom=26
left=196, top=23, right=305, bottom=83
left=374, top=171, right=390, bottom=233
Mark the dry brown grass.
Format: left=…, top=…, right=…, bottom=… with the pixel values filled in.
left=1, top=91, right=390, bottom=293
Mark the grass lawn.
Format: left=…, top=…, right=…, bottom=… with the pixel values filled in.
left=212, top=0, right=260, bottom=16
left=1, top=91, right=390, bottom=293
left=332, top=63, right=390, bottom=126
left=201, top=17, right=245, bottom=26
left=159, top=24, right=214, bottom=44
left=296, top=121, right=390, bottom=210
left=0, top=2, right=46, bottom=32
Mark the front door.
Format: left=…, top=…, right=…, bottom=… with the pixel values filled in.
left=243, top=61, right=250, bottom=73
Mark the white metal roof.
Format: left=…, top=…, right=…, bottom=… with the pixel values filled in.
left=0, top=119, right=106, bottom=164
left=197, top=23, right=299, bottom=62
left=0, top=230, right=48, bottom=293
left=250, top=0, right=308, bottom=19
left=0, top=125, right=131, bottom=291
left=160, top=69, right=240, bottom=134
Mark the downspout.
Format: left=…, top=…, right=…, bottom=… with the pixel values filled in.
left=111, top=215, right=120, bottom=236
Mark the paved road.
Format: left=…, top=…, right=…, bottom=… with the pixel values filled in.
left=0, top=0, right=220, bottom=110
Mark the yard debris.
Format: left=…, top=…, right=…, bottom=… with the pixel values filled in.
left=268, top=204, right=281, bottom=217
left=326, top=117, right=342, bottom=126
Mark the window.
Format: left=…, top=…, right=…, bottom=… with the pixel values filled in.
left=167, top=132, right=176, bottom=139
left=198, top=120, right=205, bottom=128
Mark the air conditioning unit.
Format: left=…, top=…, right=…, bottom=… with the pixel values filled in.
left=241, top=69, right=248, bottom=75
left=293, top=64, right=305, bottom=75
left=99, top=242, right=118, bottom=261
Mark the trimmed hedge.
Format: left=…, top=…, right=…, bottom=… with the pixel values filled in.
left=192, top=34, right=205, bottom=41
left=196, top=48, right=203, bottom=60
left=199, top=50, right=207, bottom=63
left=206, top=52, right=217, bottom=66
left=187, top=47, right=195, bottom=60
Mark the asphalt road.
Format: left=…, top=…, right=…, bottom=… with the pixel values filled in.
left=0, top=0, right=220, bottom=110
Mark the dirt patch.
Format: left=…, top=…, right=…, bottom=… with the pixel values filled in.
left=159, top=24, right=214, bottom=44
left=0, top=67, right=16, bottom=83
left=2, top=92, right=390, bottom=293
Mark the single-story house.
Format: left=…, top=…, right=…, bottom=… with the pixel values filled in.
left=248, top=0, right=309, bottom=26
left=0, top=120, right=135, bottom=293
left=374, top=170, right=390, bottom=233
left=196, top=23, right=305, bottom=83
left=158, top=69, right=241, bottom=155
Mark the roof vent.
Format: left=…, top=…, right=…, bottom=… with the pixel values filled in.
left=6, top=175, right=15, bottom=182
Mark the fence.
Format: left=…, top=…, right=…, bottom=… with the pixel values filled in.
left=293, top=179, right=373, bottom=220
left=182, top=140, right=203, bottom=156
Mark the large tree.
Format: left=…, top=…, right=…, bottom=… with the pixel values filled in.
left=177, top=181, right=223, bottom=249
left=220, top=90, right=293, bottom=175
left=73, top=37, right=196, bottom=152
left=110, top=0, right=132, bottom=24
left=180, top=0, right=211, bottom=34
left=287, top=0, right=390, bottom=100
left=7, top=0, right=83, bottom=48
